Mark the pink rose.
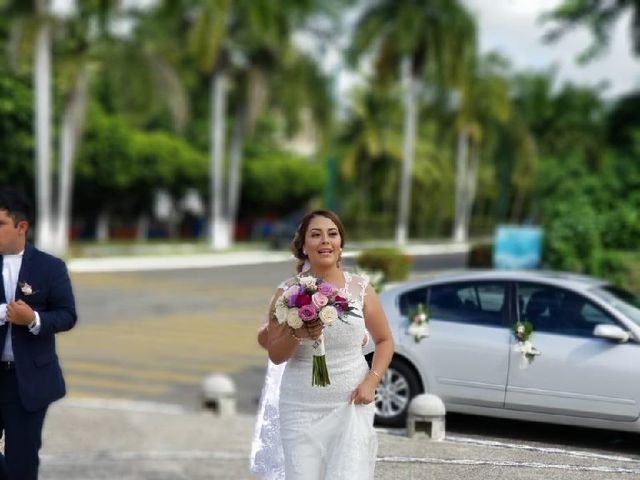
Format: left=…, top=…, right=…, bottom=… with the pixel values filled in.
left=299, top=304, right=318, bottom=322
left=318, top=282, right=337, bottom=297
left=312, top=292, right=329, bottom=309
left=295, top=293, right=312, bottom=308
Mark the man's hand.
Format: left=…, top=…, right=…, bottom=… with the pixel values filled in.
left=6, top=300, right=35, bottom=326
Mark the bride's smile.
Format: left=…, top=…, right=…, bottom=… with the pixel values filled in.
left=304, top=216, right=342, bottom=269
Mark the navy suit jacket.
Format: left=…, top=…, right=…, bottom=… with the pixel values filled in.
left=0, top=243, right=77, bottom=412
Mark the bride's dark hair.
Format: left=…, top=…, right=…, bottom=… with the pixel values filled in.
left=291, top=210, right=346, bottom=273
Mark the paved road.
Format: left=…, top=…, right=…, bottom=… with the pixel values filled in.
left=61, top=253, right=467, bottom=413
left=38, top=398, right=640, bottom=480
left=61, top=261, right=295, bottom=412
left=52, top=249, right=640, bottom=474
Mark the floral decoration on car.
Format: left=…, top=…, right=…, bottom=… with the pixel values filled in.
left=512, top=320, right=540, bottom=368
left=407, top=303, right=430, bottom=342
left=19, top=281, right=36, bottom=296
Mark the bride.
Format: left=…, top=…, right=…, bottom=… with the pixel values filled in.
left=254, top=210, right=393, bottom=479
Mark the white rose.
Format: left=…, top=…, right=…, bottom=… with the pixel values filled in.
left=298, top=276, right=318, bottom=292
left=318, top=305, right=338, bottom=326
left=275, top=302, right=289, bottom=324
left=286, top=308, right=304, bottom=329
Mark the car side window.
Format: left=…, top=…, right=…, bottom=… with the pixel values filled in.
left=429, top=282, right=506, bottom=327
left=519, top=283, right=617, bottom=337
left=398, top=287, right=429, bottom=317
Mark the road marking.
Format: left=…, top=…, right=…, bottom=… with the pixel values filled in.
left=446, top=435, right=640, bottom=464
left=57, top=307, right=267, bottom=402
left=60, top=397, right=189, bottom=415
left=41, top=450, right=640, bottom=475
left=64, top=374, right=171, bottom=395
left=377, top=456, right=640, bottom=474
left=62, top=360, right=204, bottom=384
left=41, top=450, right=249, bottom=463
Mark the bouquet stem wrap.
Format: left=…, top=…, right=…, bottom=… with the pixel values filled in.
left=311, top=334, right=330, bottom=386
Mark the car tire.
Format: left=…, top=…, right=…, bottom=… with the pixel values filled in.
left=373, top=357, right=422, bottom=428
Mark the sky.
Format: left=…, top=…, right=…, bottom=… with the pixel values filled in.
left=53, top=0, right=639, bottom=99
left=462, top=0, right=639, bottom=98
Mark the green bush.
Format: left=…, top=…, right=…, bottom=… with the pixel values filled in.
left=356, top=248, right=412, bottom=282
left=590, top=250, right=631, bottom=288
left=618, top=253, right=640, bottom=294
left=542, top=196, right=602, bottom=274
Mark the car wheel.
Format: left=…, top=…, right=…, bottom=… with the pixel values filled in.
left=374, top=358, right=421, bottom=428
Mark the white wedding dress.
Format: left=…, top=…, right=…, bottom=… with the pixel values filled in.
left=254, top=271, right=377, bottom=480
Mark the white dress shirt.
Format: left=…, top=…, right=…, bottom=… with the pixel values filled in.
left=0, top=252, right=41, bottom=361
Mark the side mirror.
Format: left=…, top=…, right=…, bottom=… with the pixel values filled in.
left=593, top=324, right=630, bottom=343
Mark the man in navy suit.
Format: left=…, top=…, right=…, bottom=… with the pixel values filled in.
left=0, top=187, right=77, bottom=480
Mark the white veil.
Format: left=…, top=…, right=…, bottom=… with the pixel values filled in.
left=250, top=359, right=286, bottom=479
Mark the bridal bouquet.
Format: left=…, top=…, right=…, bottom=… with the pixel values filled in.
left=274, top=274, right=358, bottom=386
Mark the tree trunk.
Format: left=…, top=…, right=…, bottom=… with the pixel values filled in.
left=209, top=70, right=230, bottom=250
left=136, top=214, right=149, bottom=241
left=396, top=57, right=417, bottom=246
left=96, top=211, right=110, bottom=242
left=54, top=65, right=89, bottom=256
left=226, top=101, right=247, bottom=248
left=34, top=1, right=54, bottom=252
left=453, top=129, right=469, bottom=242
left=461, top=139, right=481, bottom=241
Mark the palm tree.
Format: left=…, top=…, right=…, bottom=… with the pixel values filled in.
left=338, top=83, right=401, bottom=238
left=6, top=0, right=190, bottom=253
left=350, top=0, right=476, bottom=245
left=178, top=0, right=324, bottom=248
left=452, top=53, right=511, bottom=242
left=543, top=0, right=640, bottom=61
left=32, top=0, right=53, bottom=251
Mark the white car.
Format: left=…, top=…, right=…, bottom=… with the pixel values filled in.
left=369, top=270, right=640, bottom=431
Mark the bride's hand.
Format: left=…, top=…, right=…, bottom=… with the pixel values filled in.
left=350, top=378, right=377, bottom=405
left=305, top=319, right=324, bottom=340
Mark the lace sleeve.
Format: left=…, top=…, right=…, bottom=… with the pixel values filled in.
left=356, top=273, right=370, bottom=308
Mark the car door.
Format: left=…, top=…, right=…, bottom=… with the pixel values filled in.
left=399, top=281, right=512, bottom=408
left=505, top=282, right=640, bottom=421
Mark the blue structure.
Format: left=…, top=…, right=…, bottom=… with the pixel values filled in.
left=493, top=226, right=543, bottom=270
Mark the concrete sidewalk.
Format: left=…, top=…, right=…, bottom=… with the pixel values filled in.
left=38, top=398, right=640, bottom=480
left=66, top=242, right=470, bottom=273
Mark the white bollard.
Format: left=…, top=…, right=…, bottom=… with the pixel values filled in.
left=201, top=373, right=236, bottom=416
left=406, top=393, right=446, bottom=441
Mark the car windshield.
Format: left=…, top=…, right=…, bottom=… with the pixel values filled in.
left=591, top=285, right=640, bottom=326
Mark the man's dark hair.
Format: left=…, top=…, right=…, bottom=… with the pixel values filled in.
left=0, top=186, right=33, bottom=226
